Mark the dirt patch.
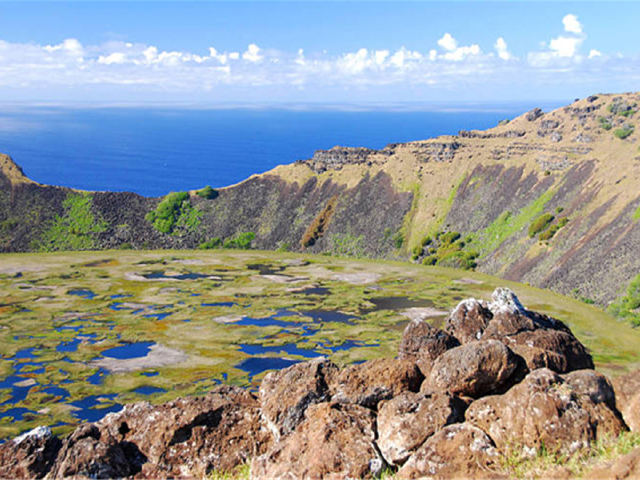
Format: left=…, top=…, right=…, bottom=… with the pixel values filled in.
left=332, top=273, right=381, bottom=285
left=400, top=307, right=449, bottom=321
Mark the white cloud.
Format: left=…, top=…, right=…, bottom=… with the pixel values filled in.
left=98, top=52, right=126, bottom=65
left=494, top=37, right=511, bottom=61
left=437, top=33, right=457, bottom=52
left=589, top=49, right=602, bottom=59
left=563, top=14, right=582, bottom=34
left=242, top=44, right=263, bottom=63
left=549, top=36, right=583, bottom=58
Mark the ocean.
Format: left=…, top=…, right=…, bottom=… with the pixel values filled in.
left=0, top=102, right=564, bottom=197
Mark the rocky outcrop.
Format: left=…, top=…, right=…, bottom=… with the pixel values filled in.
left=423, top=340, right=519, bottom=398
left=396, top=423, right=502, bottom=480
left=612, top=368, right=640, bottom=432
left=377, top=392, right=466, bottom=465
left=466, top=368, right=625, bottom=454
left=330, top=358, right=423, bottom=409
left=0, top=288, right=631, bottom=480
left=586, top=447, right=640, bottom=480
left=251, top=402, right=382, bottom=480
left=259, top=359, right=338, bottom=438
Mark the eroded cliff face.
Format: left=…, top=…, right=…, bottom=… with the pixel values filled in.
left=1, top=93, right=640, bottom=304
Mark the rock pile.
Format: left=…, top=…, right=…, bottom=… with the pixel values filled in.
left=0, top=288, right=635, bottom=479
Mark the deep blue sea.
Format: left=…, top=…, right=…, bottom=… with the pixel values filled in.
left=0, top=102, right=564, bottom=197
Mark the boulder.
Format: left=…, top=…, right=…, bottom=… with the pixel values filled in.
left=586, top=447, right=640, bottom=480
left=446, top=288, right=594, bottom=374
left=0, top=427, right=61, bottom=479
left=377, top=392, right=466, bottom=465
left=251, top=402, right=383, bottom=480
left=423, top=340, right=519, bottom=398
left=48, top=424, right=132, bottom=480
left=398, top=319, right=459, bottom=376
left=466, top=368, right=626, bottom=454
left=330, top=358, right=423, bottom=409
left=445, top=299, right=492, bottom=344
left=396, top=423, right=503, bottom=480
left=52, top=385, right=269, bottom=479
left=259, top=359, right=339, bottom=438
left=612, top=368, right=640, bottom=432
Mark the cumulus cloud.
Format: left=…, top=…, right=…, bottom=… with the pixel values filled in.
left=563, top=14, right=583, bottom=34
left=494, top=37, right=511, bottom=61
left=0, top=15, right=627, bottom=101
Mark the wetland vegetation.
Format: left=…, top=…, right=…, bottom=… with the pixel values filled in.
left=1, top=250, right=640, bottom=441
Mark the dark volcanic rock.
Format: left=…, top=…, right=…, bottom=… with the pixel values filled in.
left=330, top=358, right=424, bottom=409
left=396, top=423, right=502, bottom=480
left=612, top=368, right=640, bottom=432
left=398, top=319, right=460, bottom=376
left=466, top=368, right=626, bottom=454
left=251, top=402, right=383, bottom=480
left=526, top=107, right=545, bottom=121
left=444, top=299, right=493, bottom=344
left=423, top=339, right=519, bottom=399
left=377, top=392, right=466, bottom=465
left=259, top=359, right=339, bottom=438
left=0, top=427, right=61, bottom=480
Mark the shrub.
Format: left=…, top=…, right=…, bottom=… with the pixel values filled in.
left=412, top=245, right=424, bottom=256
left=146, top=191, right=201, bottom=235
left=558, top=217, right=570, bottom=228
left=439, top=231, right=461, bottom=245
left=614, top=126, right=634, bottom=140
left=528, top=213, right=554, bottom=238
left=199, top=238, right=222, bottom=250
left=598, top=116, right=612, bottom=131
left=223, top=232, right=255, bottom=250
left=555, top=206, right=564, bottom=214
left=421, top=236, right=433, bottom=247
left=422, top=256, right=437, bottom=266
left=196, top=185, right=218, bottom=199
left=393, top=231, right=404, bottom=249
left=498, top=119, right=510, bottom=126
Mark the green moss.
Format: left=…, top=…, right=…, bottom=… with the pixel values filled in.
left=146, top=192, right=202, bottom=235
left=36, top=193, right=108, bottom=252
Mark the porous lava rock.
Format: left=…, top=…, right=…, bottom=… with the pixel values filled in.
left=423, top=339, right=519, bottom=398
left=445, top=288, right=594, bottom=374
left=250, top=402, right=383, bottom=480
left=397, top=320, right=460, bottom=376
left=259, top=359, right=339, bottom=438
left=330, top=357, right=423, bottom=409
left=377, top=391, right=466, bottom=465
left=396, top=423, right=503, bottom=480
left=612, top=368, right=640, bottom=432
left=0, top=427, right=61, bottom=479
left=466, top=368, right=626, bottom=454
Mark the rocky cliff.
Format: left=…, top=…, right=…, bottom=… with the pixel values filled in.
left=1, top=93, right=640, bottom=306
left=1, top=288, right=638, bottom=479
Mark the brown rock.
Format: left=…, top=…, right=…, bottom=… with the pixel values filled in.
left=448, top=288, right=593, bottom=374
left=424, top=340, right=519, bottom=398
left=330, top=358, right=423, bottom=409
left=398, top=320, right=459, bottom=376
left=259, top=359, right=339, bottom=438
left=0, top=427, right=61, bottom=479
left=444, top=299, right=493, bottom=344
left=396, top=423, right=503, bottom=480
left=251, top=402, right=383, bottom=480
left=466, top=368, right=626, bottom=454
left=49, top=424, right=132, bottom=480
left=586, top=446, right=640, bottom=480
left=612, top=368, right=640, bottom=432
left=377, top=392, right=466, bottom=465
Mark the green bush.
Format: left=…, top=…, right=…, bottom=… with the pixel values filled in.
left=439, top=231, right=461, bottom=245
left=598, top=116, right=612, bottom=131
left=421, top=236, right=433, bottom=247
left=528, top=213, right=555, bottom=238
left=422, top=256, right=437, bottom=266
left=392, top=231, right=404, bottom=249
left=223, top=232, right=255, bottom=250
left=614, top=126, right=634, bottom=140
left=146, top=191, right=201, bottom=235
left=199, top=238, right=222, bottom=250
left=196, top=185, right=218, bottom=199
left=555, top=206, right=564, bottom=214
left=609, top=274, right=640, bottom=326
left=412, top=245, right=424, bottom=256
left=558, top=217, right=569, bottom=228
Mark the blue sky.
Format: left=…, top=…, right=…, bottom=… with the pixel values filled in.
left=0, top=1, right=638, bottom=104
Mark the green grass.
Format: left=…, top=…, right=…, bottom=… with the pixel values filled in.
left=633, top=206, right=640, bottom=222
left=36, top=192, right=108, bottom=252
left=208, top=463, right=250, bottom=480
left=499, top=432, right=640, bottom=479
left=471, top=189, right=556, bottom=256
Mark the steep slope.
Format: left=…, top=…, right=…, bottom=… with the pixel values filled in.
left=1, top=93, right=639, bottom=306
